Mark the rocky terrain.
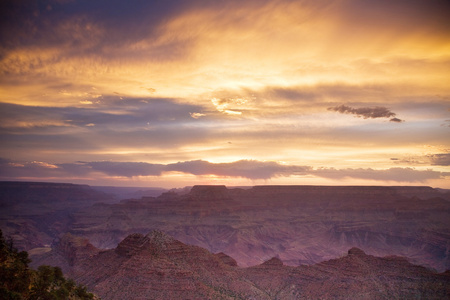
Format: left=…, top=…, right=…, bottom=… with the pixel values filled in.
left=0, top=181, right=115, bottom=251
left=69, top=185, right=450, bottom=272
left=1, top=182, right=449, bottom=273
left=0, top=182, right=165, bottom=252
left=33, top=230, right=450, bottom=299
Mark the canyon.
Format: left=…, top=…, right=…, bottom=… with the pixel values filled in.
left=32, top=230, right=450, bottom=299
left=68, top=184, right=450, bottom=272
left=1, top=181, right=450, bottom=297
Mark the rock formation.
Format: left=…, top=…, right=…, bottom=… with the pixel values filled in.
left=0, top=181, right=114, bottom=251
left=2, top=182, right=450, bottom=272
left=33, top=231, right=450, bottom=300
left=69, top=185, right=450, bottom=271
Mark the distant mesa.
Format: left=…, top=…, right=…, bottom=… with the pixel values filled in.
left=189, top=185, right=230, bottom=198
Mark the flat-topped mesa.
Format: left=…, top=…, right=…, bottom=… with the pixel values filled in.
left=189, top=185, right=230, bottom=199
left=250, top=185, right=437, bottom=197
left=0, top=181, right=89, bottom=189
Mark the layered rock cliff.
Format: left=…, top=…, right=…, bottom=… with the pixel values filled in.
left=69, top=185, right=450, bottom=271
left=2, top=182, right=449, bottom=272
left=35, top=231, right=450, bottom=300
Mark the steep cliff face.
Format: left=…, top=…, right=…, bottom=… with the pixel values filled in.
left=36, top=232, right=450, bottom=300
left=69, top=185, right=450, bottom=272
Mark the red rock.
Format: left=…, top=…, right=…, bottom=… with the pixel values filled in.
left=34, top=231, right=449, bottom=300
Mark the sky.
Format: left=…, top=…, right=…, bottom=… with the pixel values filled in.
left=0, top=0, right=449, bottom=188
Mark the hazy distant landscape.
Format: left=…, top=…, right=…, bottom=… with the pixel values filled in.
left=1, top=181, right=449, bottom=298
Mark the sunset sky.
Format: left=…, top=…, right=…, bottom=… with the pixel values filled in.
left=1, top=0, right=449, bottom=188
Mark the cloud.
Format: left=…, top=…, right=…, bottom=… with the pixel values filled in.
left=0, top=158, right=70, bottom=179
left=190, top=112, right=206, bottom=119
left=0, top=0, right=185, bottom=53
left=85, top=161, right=165, bottom=177
left=389, top=118, right=404, bottom=123
left=207, top=83, right=449, bottom=122
left=166, top=160, right=311, bottom=180
left=0, top=0, right=448, bottom=114
left=389, top=153, right=450, bottom=167
left=327, top=104, right=406, bottom=123
left=211, top=97, right=250, bottom=115
left=0, top=0, right=448, bottom=188
left=328, top=104, right=398, bottom=119
left=0, top=158, right=310, bottom=181
left=1, top=158, right=448, bottom=184
left=428, top=153, right=450, bottom=166
left=0, top=98, right=204, bottom=130
left=313, top=167, right=447, bottom=182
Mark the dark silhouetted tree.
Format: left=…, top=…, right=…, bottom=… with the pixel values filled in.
left=0, top=229, right=95, bottom=300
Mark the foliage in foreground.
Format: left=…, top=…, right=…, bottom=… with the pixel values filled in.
left=0, top=229, right=96, bottom=300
